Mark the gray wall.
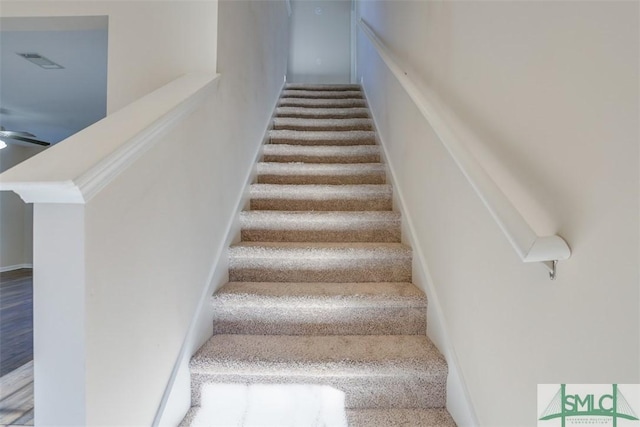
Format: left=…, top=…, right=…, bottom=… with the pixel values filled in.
left=0, top=143, right=43, bottom=270
left=288, top=0, right=352, bottom=84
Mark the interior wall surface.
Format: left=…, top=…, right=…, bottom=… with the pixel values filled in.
left=0, top=1, right=219, bottom=114
left=288, top=0, right=351, bottom=84
left=356, top=1, right=639, bottom=425
left=0, top=144, right=43, bottom=270
left=1, top=0, right=289, bottom=425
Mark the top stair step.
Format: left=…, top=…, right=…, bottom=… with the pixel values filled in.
left=285, top=83, right=361, bottom=91
left=282, top=90, right=363, bottom=99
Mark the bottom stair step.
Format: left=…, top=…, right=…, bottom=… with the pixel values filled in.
left=190, top=334, right=447, bottom=409
left=347, top=408, right=457, bottom=426
left=180, top=406, right=456, bottom=427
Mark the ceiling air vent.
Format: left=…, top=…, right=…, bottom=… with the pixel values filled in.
left=17, top=52, right=64, bottom=69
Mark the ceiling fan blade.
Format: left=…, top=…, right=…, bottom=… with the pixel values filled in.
left=0, top=128, right=51, bottom=146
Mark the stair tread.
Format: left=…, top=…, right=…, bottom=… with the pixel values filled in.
left=191, top=334, right=446, bottom=376
left=285, top=83, right=362, bottom=91
left=270, top=129, right=375, bottom=145
left=281, top=89, right=363, bottom=99
left=230, top=241, right=410, bottom=254
left=241, top=210, right=400, bottom=227
left=347, top=408, right=457, bottom=427
left=278, top=98, right=367, bottom=108
left=240, top=210, right=400, bottom=242
left=273, top=117, right=372, bottom=131
left=250, top=183, right=392, bottom=199
left=263, top=144, right=379, bottom=157
left=276, top=106, right=370, bottom=119
left=257, top=162, right=384, bottom=175
left=214, top=281, right=426, bottom=307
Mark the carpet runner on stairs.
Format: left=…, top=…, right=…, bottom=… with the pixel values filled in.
left=181, top=83, right=456, bottom=426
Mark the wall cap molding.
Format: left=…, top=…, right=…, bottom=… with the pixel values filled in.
left=0, top=72, right=220, bottom=205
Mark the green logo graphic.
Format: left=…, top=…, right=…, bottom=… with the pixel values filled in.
left=539, top=384, right=639, bottom=427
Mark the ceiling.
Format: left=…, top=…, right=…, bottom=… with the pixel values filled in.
left=0, top=16, right=108, bottom=146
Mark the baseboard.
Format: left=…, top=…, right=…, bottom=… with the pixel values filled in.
left=361, top=85, right=480, bottom=427
left=153, top=79, right=286, bottom=427
left=0, top=264, right=33, bottom=273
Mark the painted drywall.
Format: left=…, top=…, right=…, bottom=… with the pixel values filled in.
left=356, top=1, right=639, bottom=426
left=0, top=1, right=218, bottom=114
left=0, top=144, right=42, bottom=270
left=288, top=0, right=351, bottom=83
left=2, top=1, right=287, bottom=425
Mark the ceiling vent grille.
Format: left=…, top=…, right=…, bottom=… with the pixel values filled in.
left=17, top=52, right=64, bottom=69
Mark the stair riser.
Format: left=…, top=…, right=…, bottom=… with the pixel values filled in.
left=262, top=153, right=380, bottom=164
left=279, top=99, right=367, bottom=108
left=250, top=198, right=392, bottom=211
left=228, top=262, right=411, bottom=283
left=241, top=228, right=400, bottom=243
left=257, top=173, right=385, bottom=185
left=276, top=108, right=370, bottom=119
left=212, top=307, right=426, bottom=335
left=285, top=84, right=362, bottom=91
left=282, top=90, right=363, bottom=99
left=269, top=136, right=375, bottom=146
left=273, top=123, right=373, bottom=132
left=191, top=374, right=446, bottom=409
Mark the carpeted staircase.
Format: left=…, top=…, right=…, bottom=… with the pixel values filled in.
left=180, top=84, right=456, bottom=426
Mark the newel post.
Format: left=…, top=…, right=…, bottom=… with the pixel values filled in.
left=33, top=203, right=87, bottom=426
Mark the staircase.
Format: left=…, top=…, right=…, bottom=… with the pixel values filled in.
left=180, top=84, right=456, bottom=426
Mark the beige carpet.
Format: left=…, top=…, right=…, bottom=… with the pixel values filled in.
left=181, top=83, right=456, bottom=427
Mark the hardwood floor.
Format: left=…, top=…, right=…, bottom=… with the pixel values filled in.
left=0, top=269, right=33, bottom=377
left=0, top=361, right=33, bottom=426
left=0, top=269, right=34, bottom=426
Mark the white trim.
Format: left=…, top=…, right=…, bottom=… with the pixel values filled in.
left=362, top=86, right=480, bottom=427
left=0, top=73, right=220, bottom=205
left=152, top=79, right=286, bottom=427
left=357, top=18, right=570, bottom=274
left=0, top=263, right=33, bottom=273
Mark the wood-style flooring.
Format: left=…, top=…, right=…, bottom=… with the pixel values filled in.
left=0, top=269, right=34, bottom=426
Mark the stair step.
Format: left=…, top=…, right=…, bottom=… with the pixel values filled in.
left=180, top=404, right=456, bottom=427
left=262, top=144, right=380, bottom=164
left=212, top=281, right=426, bottom=335
left=278, top=97, right=366, bottom=108
left=273, top=117, right=373, bottom=131
left=249, top=184, right=392, bottom=211
left=281, top=89, right=363, bottom=99
left=240, top=210, right=400, bottom=242
left=228, top=242, right=411, bottom=282
left=257, top=162, right=386, bottom=185
left=347, top=408, right=457, bottom=427
left=190, top=334, right=447, bottom=408
left=277, top=106, right=370, bottom=119
left=285, top=83, right=361, bottom=91
left=269, top=129, right=376, bottom=146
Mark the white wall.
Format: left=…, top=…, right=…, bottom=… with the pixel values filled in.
left=288, top=0, right=351, bottom=83
left=356, top=1, right=639, bottom=426
left=0, top=0, right=289, bottom=425
left=0, top=144, right=43, bottom=270
left=0, top=1, right=218, bottom=114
